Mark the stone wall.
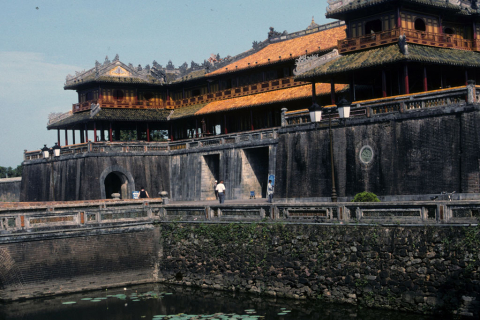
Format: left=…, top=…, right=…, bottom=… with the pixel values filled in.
left=170, top=144, right=276, bottom=201
left=0, top=177, right=21, bottom=202
left=158, top=223, right=480, bottom=317
left=275, top=104, right=480, bottom=201
left=0, top=225, right=160, bottom=300
left=20, top=154, right=170, bottom=201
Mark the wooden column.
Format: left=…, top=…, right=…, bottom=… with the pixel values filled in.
left=109, top=122, right=113, bottom=142
left=466, top=70, right=469, bottom=85
left=72, top=129, right=76, bottom=145
left=330, top=78, right=336, bottom=105
left=94, top=122, right=97, bottom=142
left=147, top=123, right=150, bottom=142
left=80, top=129, right=84, bottom=143
left=170, top=125, right=174, bottom=141
left=311, top=82, right=317, bottom=104
left=64, top=129, right=68, bottom=146
left=250, top=109, right=254, bottom=131
left=404, top=63, right=410, bottom=94
left=440, top=66, right=444, bottom=88
left=85, top=124, right=89, bottom=142
left=423, top=66, right=428, bottom=92
left=57, top=130, right=61, bottom=147
left=396, top=7, right=401, bottom=28
left=352, top=72, right=356, bottom=101
left=382, top=70, right=387, bottom=97
left=224, top=114, right=228, bottom=134
left=100, top=124, right=105, bottom=141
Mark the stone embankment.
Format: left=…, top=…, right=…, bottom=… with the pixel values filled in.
left=157, top=223, right=480, bottom=317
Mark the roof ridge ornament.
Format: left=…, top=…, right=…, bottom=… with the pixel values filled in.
left=293, top=49, right=340, bottom=75
left=399, top=34, right=409, bottom=55
left=113, top=54, right=120, bottom=62
left=104, top=56, right=110, bottom=65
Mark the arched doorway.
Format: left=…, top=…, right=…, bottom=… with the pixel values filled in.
left=104, top=172, right=128, bottom=199
left=100, top=166, right=135, bottom=199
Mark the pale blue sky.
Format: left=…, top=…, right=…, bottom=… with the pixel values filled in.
left=0, top=0, right=331, bottom=168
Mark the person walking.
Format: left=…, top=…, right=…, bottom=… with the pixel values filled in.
left=267, top=180, right=274, bottom=203
left=139, top=187, right=149, bottom=199
left=216, top=180, right=226, bottom=204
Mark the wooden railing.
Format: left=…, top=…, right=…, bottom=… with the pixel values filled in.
left=338, top=27, right=477, bottom=54
left=71, top=76, right=307, bottom=114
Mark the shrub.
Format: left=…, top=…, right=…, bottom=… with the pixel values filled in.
left=351, top=191, right=380, bottom=202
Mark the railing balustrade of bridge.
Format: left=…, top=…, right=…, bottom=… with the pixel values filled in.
left=1, top=200, right=478, bottom=235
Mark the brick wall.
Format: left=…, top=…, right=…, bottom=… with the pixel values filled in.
left=0, top=225, right=160, bottom=300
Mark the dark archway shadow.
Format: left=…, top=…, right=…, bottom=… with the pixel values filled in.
left=99, top=166, right=135, bottom=199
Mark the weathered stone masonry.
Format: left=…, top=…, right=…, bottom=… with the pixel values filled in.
left=0, top=225, right=160, bottom=301
left=157, top=223, right=480, bottom=317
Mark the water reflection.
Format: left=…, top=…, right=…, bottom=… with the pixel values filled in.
left=0, top=283, right=448, bottom=320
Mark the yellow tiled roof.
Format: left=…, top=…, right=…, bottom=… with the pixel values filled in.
left=207, top=25, right=346, bottom=76
left=195, top=83, right=348, bottom=115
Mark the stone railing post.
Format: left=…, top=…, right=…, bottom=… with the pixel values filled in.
left=467, top=80, right=476, bottom=104
left=281, top=108, right=288, bottom=127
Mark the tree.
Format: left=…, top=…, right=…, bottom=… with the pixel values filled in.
left=0, top=165, right=23, bottom=178
left=351, top=191, right=380, bottom=202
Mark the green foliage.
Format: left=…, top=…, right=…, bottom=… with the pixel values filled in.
left=351, top=191, right=380, bottom=202
left=0, top=165, right=23, bottom=178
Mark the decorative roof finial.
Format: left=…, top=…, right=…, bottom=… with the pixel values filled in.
left=307, top=16, right=320, bottom=30
left=104, top=56, right=110, bottom=65
left=113, top=54, right=119, bottom=62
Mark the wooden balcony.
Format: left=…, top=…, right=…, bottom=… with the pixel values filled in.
left=338, top=28, right=477, bottom=54
left=72, top=76, right=307, bottom=114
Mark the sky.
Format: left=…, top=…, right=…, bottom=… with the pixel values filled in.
left=0, top=0, right=332, bottom=168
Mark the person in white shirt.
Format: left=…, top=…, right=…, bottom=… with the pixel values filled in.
left=267, top=180, right=274, bottom=203
left=216, top=180, right=226, bottom=203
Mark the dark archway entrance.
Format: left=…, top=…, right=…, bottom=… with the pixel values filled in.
left=104, top=171, right=129, bottom=199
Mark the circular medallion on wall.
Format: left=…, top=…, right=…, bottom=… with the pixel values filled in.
left=359, top=145, right=374, bottom=165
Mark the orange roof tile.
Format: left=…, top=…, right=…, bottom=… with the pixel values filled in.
left=207, top=25, right=346, bottom=76
left=195, top=83, right=348, bottom=115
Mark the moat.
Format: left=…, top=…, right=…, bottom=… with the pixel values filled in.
left=0, top=283, right=449, bottom=320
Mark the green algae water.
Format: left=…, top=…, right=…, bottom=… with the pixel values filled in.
left=0, top=283, right=455, bottom=320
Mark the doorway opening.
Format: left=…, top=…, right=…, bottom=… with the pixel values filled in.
left=202, top=154, right=220, bottom=200
left=104, top=171, right=129, bottom=199
left=242, top=147, right=269, bottom=198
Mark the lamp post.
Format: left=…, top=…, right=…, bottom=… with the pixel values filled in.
left=310, top=98, right=351, bottom=202
left=42, top=144, right=51, bottom=159
left=52, top=143, right=61, bottom=157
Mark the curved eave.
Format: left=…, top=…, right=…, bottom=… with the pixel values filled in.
left=296, top=44, right=480, bottom=83
left=64, top=78, right=164, bottom=90
left=326, top=0, right=473, bottom=20
left=47, top=109, right=171, bottom=129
